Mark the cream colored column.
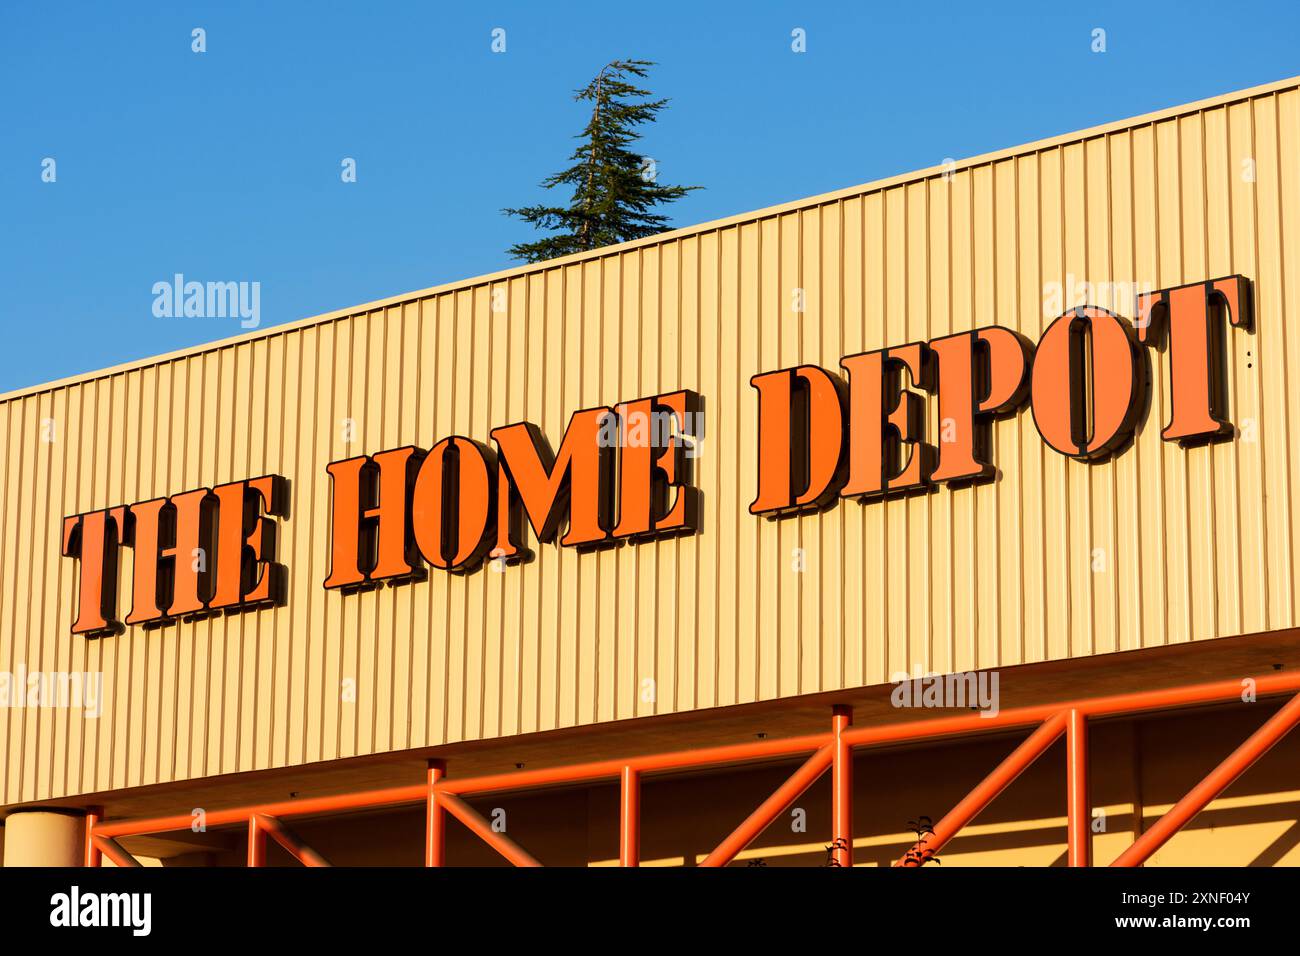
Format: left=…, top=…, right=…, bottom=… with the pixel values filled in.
left=3, top=810, right=85, bottom=866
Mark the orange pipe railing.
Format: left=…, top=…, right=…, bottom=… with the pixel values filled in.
left=246, top=816, right=265, bottom=867
left=896, top=713, right=1068, bottom=867
left=83, top=669, right=1300, bottom=868
left=83, top=806, right=103, bottom=868
left=253, top=814, right=331, bottom=867
left=434, top=791, right=541, bottom=867
left=620, top=766, right=640, bottom=867
left=96, top=783, right=428, bottom=840
left=699, top=745, right=834, bottom=867
left=1111, top=689, right=1300, bottom=867
left=91, top=832, right=141, bottom=868
left=433, top=731, right=833, bottom=798
left=1066, top=709, right=1090, bottom=867
left=425, top=760, right=446, bottom=868
left=832, top=706, right=853, bottom=867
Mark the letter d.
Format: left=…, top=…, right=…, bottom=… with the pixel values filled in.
left=750, top=365, right=846, bottom=515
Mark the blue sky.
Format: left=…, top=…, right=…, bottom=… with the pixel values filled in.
left=3, top=0, right=1299, bottom=392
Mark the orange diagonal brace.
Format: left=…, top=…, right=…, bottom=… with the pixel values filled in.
left=435, top=791, right=542, bottom=867
left=699, top=744, right=834, bottom=867
left=253, top=813, right=331, bottom=866
left=91, top=832, right=142, bottom=868
left=897, top=711, right=1069, bottom=867
left=1111, top=690, right=1300, bottom=867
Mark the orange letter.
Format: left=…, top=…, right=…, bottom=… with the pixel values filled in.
left=411, top=437, right=496, bottom=571
left=491, top=407, right=614, bottom=555
left=211, top=475, right=287, bottom=608
left=62, top=507, right=127, bottom=635
left=167, top=488, right=214, bottom=617
left=750, top=366, right=846, bottom=515
left=324, top=448, right=421, bottom=589
left=840, top=344, right=934, bottom=498
left=929, top=326, right=1033, bottom=484
left=1031, top=306, right=1142, bottom=459
left=125, top=497, right=170, bottom=625
left=611, top=390, right=702, bottom=537
left=1136, top=275, right=1252, bottom=444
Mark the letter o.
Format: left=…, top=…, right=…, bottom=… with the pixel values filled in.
left=411, top=437, right=494, bottom=570
left=1031, top=306, right=1142, bottom=459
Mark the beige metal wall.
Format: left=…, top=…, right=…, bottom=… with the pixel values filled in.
left=3, top=77, right=1300, bottom=805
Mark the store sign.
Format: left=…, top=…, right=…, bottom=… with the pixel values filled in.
left=750, top=275, right=1252, bottom=514
left=61, top=476, right=287, bottom=636
left=59, top=274, right=1251, bottom=635
left=321, top=389, right=701, bottom=589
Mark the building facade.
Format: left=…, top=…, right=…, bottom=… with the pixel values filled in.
left=3, top=76, right=1300, bottom=866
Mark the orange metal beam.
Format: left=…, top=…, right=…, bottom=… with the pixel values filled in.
left=699, top=744, right=834, bottom=867
left=435, top=792, right=542, bottom=867
left=93, top=733, right=832, bottom=840
left=1066, top=709, right=1090, bottom=867
left=425, top=760, right=446, bottom=867
left=435, top=731, right=833, bottom=797
left=1111, top=690, right=1300, bottom=867
left=247, top=815, right=266, bottom=867
left=620, top=766, right=640, bottom=867
left=92, top=833, right=141, bottom=868
left=254, top=814, right=330, bottom=867
left=83, top=806, right=103, bottom=868
left=832, top=706, right=853, bottom=867
left=97, top=782, right=428, bottom=840
left=896, top=713, right=1068, bottom=867
left=842, top=671, right=1300, bottom=754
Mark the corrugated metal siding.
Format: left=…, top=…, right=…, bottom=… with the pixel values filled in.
left=3, top=79, right=1300, bottom=804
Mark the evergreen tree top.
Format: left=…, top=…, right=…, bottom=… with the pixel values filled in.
left=504, top=59, right=700, bottom=263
